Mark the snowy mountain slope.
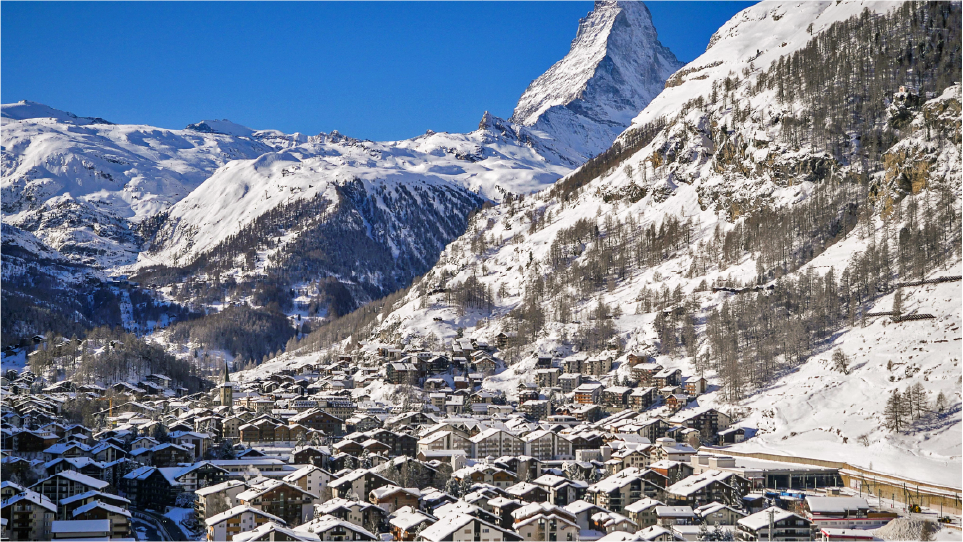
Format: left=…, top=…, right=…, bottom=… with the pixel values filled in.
left=1, top=102, right=274, bottom=266
left=142, top=115, right=571, bottom=270
left=511, top=0, right=683, bottom=161
left=3, top=0, right=684, bottom=278
left=730, top=263, right=961, bottom=486
left=270, top=1, right=961, bottom=487
left=627, top=1, right=897, bottom=130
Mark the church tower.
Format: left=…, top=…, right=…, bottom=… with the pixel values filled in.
left=219, top=362, right=233, bottom=409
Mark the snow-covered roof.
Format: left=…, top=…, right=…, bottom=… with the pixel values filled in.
left=388, top=506, right=436, bottom=531
left=654, top=506, right=695, bottom=518
left=738, top=507, right=802, bottom=531
left=195, top=480, right=248, bottom=497
left=295, top=514, right=374, bottom=539
left=417, top=513, right=476, bottom=542
left=50, top=519, right=111, bottom=534
left=625, top=497, right=663, bottom=513
left=72, top=500, right=131, bottom=518
left=805, top=496, right=869, bottom=514
left=205, top=505, right=285, bottom=527
left=40, top=470, right=109, bottom=490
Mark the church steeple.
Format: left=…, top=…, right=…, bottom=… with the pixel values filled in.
left=219, top=361, right=233, bottom=410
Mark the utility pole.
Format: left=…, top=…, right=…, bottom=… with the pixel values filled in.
left=768, top=508, right=775, bottom=542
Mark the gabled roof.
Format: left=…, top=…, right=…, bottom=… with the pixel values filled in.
left=196, top=480, right=248, bottom=497
left=295, top=514, right=374, bottom=539
left=60, top=490, right=130, bottom=506
left=35, top=470, right=108, bottom=490
left=205, top=504, right=286, bottom=527
left=666, top=470, right=735, bottom=496
left=738, top=507, right=804, bottom=530
left=72, top=500, right=131, bottom=518
left=237, top=479, right=317, bottom=502
left=233, top=521, right=320, bottom=542
left=1, top=491, right=57, bottom=513
left=389, top=505, right=436, bottom=531
left=625, top=497, right=664, bottom=513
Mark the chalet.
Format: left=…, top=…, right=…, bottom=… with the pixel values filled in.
left=601, top=386, right=632, bottom=408
left=328, top=469, right=394, bottom=501
left=14, top=430, right=58, bottom=454
left=668, top=408, right=732, bottom=443
left=297, top=514, right=378, bottom=540
left=369, top=430, right=417, bottom=457
left=653, top=368, right=682, bottom=388
left=654, top=505, right=695, bottom=526
left=419, top=512, right=521, bottom=542
left=519, top=400, right=550, bottom=421
left=534, top=368, right=561, bottom=388
left=205, top=505, right=285, bottom=542
left=389, top=506, right=436, bottom=541
left=666, top=470, right=749, bottom=508
left=574, top=383, right=604, bottom=405
left=290, top=409, right=344, bottom=436
left=522, top=430, right=573, bottom=461
left=473, top=358, right=497, bottom=374
left=683, top=376, right=708, bottom=396
left=453, top=464, right=517, bottom=489
left=69, top=501, right=132, bottom=538
left=718, top=426, right=746, bottom=444
left=666, top=394, right=689, bottom=411
left=629, top=387, right=657, bottom=411
left=386, top=362, right=419, bottom=384
left=586, top=468, right=647, bottom=513
left=512, top=502, right=579, bottom=541
left=625, top=497, right=663, bottom=528
left=627, top=352, right=654, bottom=366
left=632, top=363, right=664, bottom=384
left=695, top=502, right=746, bottom=526
left=369, top=485, right=420, bottom=514
left=737, top=507, right=813, bottom=541
left=529, top=475, right=585, bottom=507
left=292, top=446, right=330, bottom=466
left=315, top=497, right=386, bottom=529
left=237, top=479, right=317, bottom=526
left=0, top=491, right=57, bottom=541
left=31, top=470, right=109, bottom=503
left=196, top=480, right=249, bottom=521
left=471, top=429, right=524, bottom=459
left=559, top=373, right=582, bottom=393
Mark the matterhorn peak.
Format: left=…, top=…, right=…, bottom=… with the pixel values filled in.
left=510, top=0, right=682, bottom=160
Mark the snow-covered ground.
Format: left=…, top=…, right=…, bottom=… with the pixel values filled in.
left=728, top=265, right=961, bottom=486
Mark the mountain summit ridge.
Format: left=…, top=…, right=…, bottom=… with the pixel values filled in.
left=511, top=0, right=683, bottom=160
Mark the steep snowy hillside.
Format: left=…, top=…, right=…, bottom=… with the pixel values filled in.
left=1, top=102, right=273, bottom=266
left=145, top=115, right=570, bottom=267
left=274, top=0, right=961, bottom=487
left=629, top=0, right=899, bottom=129
left=511, top=0, right=683, bottom=161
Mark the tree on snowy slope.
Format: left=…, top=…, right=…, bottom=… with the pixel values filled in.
left=884, top=389, right=909, bottom=432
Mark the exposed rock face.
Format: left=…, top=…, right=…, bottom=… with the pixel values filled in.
left=511, top=1, right=683, bottom=161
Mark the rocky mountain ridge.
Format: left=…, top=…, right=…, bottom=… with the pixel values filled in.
left=512, top=0, right=683, bottom=161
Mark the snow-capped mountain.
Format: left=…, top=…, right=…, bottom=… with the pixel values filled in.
left=0, top=104, right=566, bottom=273
left=2, top=0, right=686, bottom=327
left=266, top=0, right=961, bottom=486
left=511, top=0, right=683, bottom=161
left=1, top=102, right=275, bottom=267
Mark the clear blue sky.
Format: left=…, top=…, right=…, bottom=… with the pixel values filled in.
left=2, top=1, right=755, bottom=141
